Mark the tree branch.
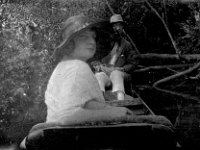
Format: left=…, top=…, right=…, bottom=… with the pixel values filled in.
left=154, top=86, right=200, bottom=103
left=153, top=61, right=200, bottom=87
left=133, top=53, right=200, bottom=61
left=134, top=63, right=194, bottom=73
left=145, top=0, right=179, bottom=54
left=137, top=85, right=200, bottom=103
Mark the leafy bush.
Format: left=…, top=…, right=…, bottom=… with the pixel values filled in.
left=0, top=0, right=110, bottom=144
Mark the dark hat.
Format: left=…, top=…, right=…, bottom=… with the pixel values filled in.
left=52, top=15, right=105, bottom=60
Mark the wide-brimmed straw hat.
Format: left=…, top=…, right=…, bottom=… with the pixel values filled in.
left=52, top=14, right=106, bottom=61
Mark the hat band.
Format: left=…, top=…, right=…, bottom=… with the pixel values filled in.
left=74, top=22, right=90, bottom=33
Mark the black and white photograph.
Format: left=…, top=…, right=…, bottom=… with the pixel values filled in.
left=0, top=0, right=200, bottom=149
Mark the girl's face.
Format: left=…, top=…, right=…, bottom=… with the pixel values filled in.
left=71, top=29, right=96, bottom=61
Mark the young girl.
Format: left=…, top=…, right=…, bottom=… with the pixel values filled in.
left=46, top=14, right=133, bottom=125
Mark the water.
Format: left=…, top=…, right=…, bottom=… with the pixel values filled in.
left=138, top=87, right=200, bottom=149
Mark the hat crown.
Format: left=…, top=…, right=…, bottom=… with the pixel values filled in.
left=110, top=14, right=123, bottom=23
left=52, top=14, right=103, bottom=61
left=61, top=15, right=94, bottom=43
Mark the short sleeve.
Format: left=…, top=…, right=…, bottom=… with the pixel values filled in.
left=45, top=59, right=105, bottom=122
left=70, top=60, right=105, bottom=105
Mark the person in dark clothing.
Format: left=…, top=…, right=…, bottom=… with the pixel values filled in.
left=93, top=14, right=139, bottom=100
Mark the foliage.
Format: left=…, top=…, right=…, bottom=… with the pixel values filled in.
left=176, top=2, right=200, bottom=54
left=0, top=0, right=110, bottom=144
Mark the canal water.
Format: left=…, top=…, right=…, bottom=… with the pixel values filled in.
left=139, top=87, right=200, bottom=149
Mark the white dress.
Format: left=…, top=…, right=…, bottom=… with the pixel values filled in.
left=45, top=59, right=105, bottom=123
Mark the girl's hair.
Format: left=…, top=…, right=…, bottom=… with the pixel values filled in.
left=52, top=38, right=75, bottom=65
left=62, top=39, right=76, bottom=56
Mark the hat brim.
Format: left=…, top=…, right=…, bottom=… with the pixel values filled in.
left=57, top=20, right=108, bottom=50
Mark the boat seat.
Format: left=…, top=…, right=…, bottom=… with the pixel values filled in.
left=23, top=115, right=176, bottom=150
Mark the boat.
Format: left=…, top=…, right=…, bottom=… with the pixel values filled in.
left=21, top=13, right=177, bottom=148
left=22, top=90, right=177, bottom=150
